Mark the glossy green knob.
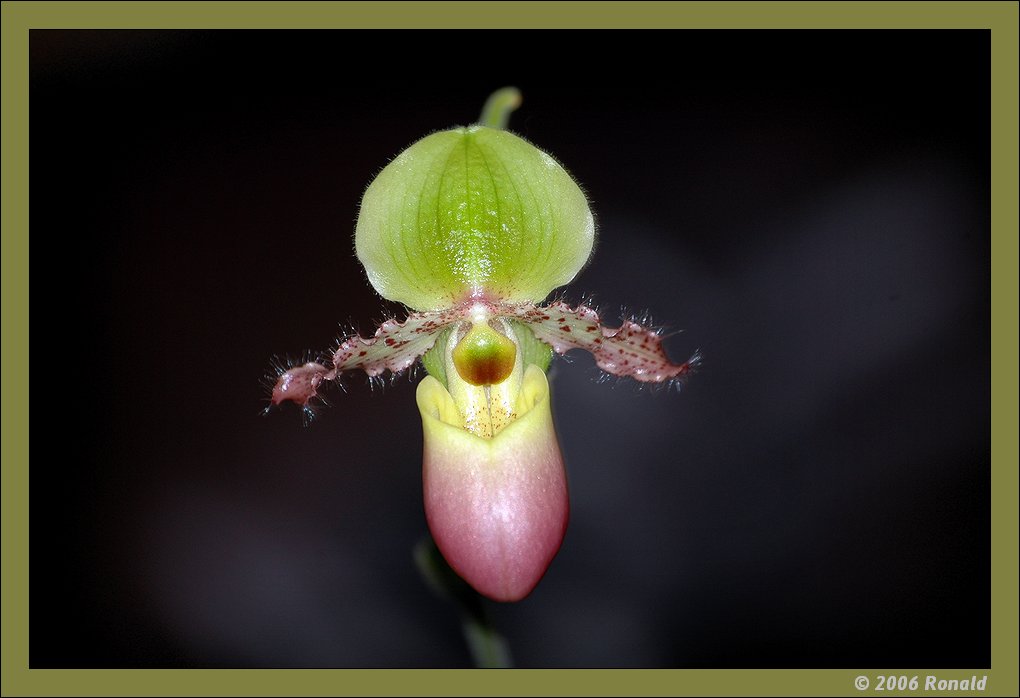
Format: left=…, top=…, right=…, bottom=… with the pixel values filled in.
left=452, top=322, right=517, bottom=387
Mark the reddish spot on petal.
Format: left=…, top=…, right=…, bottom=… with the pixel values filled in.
left=271, top=362, right=327, bottom=407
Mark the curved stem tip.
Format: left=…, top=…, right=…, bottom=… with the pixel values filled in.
left=478, top=86, right=522, bottom=130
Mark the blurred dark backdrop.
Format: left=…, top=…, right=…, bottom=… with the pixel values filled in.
left=29, top=30, right=989, bottom=668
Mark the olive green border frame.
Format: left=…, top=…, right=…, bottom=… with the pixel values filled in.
left=2, top=2, right=1016, bottom=696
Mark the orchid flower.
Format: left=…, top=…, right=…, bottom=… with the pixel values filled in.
left=268, top=89, right=699, bottom=602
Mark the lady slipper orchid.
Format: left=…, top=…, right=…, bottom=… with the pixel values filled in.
left=268, top=90, right=698, bottom=602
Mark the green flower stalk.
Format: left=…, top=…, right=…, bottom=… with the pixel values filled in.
left=268, top=89, right=699, bottom=602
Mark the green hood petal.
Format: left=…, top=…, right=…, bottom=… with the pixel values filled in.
left=356, top=126, right=594, bottom=310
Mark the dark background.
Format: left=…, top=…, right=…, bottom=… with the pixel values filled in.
left=30, top=30, right=989, bottom=668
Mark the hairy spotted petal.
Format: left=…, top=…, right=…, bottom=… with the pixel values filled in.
left=508, top=300, right=700, bottom=383
left=329, top=307, right=468, bottom=377
left=270, top=307, right=465, bottom=408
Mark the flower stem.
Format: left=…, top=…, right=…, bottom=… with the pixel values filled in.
left=478, top=87, right=522, bottom=131
left=414, top=535, right=513, bottom=668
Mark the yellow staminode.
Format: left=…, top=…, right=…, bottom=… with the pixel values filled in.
left=452, top=322, right=518, bottom=387
left=442, top=318, right=523, bottom=439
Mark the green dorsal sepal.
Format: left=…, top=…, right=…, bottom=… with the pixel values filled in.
left=355, top=126, right=594, bottom=311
